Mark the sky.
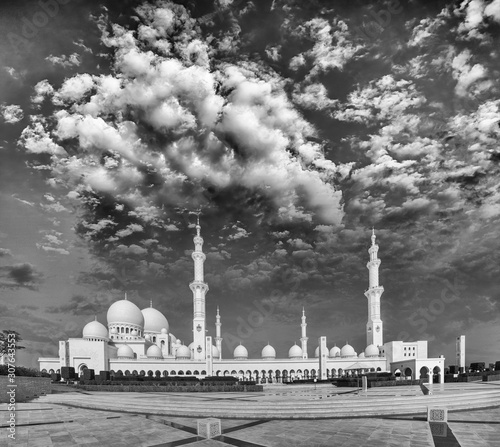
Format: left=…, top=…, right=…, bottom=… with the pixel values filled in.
left=0, top=0, right=499, bottom=369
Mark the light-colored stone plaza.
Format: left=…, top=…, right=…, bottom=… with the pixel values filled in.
left=2, top=382, right=500, bottom=446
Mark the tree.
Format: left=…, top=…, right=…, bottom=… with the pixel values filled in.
left=0, top=330, right=25, bottom=357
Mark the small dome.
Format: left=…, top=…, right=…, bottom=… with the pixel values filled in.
left=117, top=344, right=134, bottom=359
left=131, top=329, right=138, bottom=336
left=234, top=344, right=248, bottom=359
left=358, top=352, right=365, bottom=359
left=341, top=343, right=356, bottom=358
left=141, top=307, right=169, bottom=333
left=365, top=344, right=379, bottom=358
left=107, top=299, right=144, bottom=328
left=288, top=344, right=303, bottom=359
left=261, top=344, right=276, bottom=359
left=110, top=328, right=117, bottom=334
left=314, top=345, right=329, bottom=358
left=330, top=346, right=341, bottom=358
left=188, top=342, right=194, bottom=350
left=147, top=345, right=163, bottom=358
left=82, top=320, right=108, bottom=340
left=176, top=345, right=190, bottom=359
left=145, top=334, right=151, bottom=341
left=212, top=345, right=220, bottom=358
left=161, top=328, right=168, bottom=334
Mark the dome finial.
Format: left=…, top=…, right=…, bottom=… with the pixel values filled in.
left=371, top=228, right=376, bottom=246
left=94, top=315, right=97, bottom=321
left=150, top=300, right=153, bottom=308
left=124, top=292, right=128, bottom=300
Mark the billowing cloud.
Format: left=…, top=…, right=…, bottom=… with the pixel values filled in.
left=1, top=104, right=24, bottom=124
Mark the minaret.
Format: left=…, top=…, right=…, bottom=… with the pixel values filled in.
left=190, top=215, right=209, bottom=360
left=300, top=307, right=308, bottom=359
left=364, top=229, right=384, bottom=347
left=215, top=306, right=222, bottom=360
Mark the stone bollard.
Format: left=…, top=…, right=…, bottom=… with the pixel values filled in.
left=362, top=376, right=368, bottom=392
left=197, top=418, right=221, bottom=439
left=427, top=407, right=448, bottom=423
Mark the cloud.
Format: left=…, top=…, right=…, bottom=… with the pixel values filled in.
left=113, top=244, right=148, bottom=256
left=451, top=49, right=490, bottom=97
left=32, top=80, right=54, bottom=104
left=19, top=118, right=66, bottom=155
left=19, top=2, right=345, bottom=231
left=12, top=195, right=34, bottom=207
left=1, top=104, right=24, bottom=124
left=46, top=294, right=113, bottom=315
left=454, top=0, right=500, bottom=39
left=46, top=53, right=82, bottom=68
left=292, top=83, right=337, bottom=111
left=0, top=263, right=43, bottom=289
left=0, top=248, right=12, bottom=257
left=36, top=231, right=70, bottom=256
left=288, top=18, right=362, bottom=79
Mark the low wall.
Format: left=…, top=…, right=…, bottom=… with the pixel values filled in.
left=75, top=384, right=263, bottom=392
left=0, top=376, right=52, bottom=403
left=483, top=373, right=500, bottom=382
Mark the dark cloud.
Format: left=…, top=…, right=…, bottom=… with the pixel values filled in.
left=0, top=248, right=12, bottom=257
left=0, top=263, right=43, bottom=290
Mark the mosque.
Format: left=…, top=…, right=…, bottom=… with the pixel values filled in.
left=39, top=222, right=445, bottom=383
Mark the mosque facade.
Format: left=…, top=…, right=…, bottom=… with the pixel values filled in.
left=39, top=222, right=445, bottom=383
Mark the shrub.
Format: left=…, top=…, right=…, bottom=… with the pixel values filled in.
left=0, top=365, right=48, bottom=377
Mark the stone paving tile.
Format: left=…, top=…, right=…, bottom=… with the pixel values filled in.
left=189, top=440, right=233, bottom=446
left=227, top=418, right=434, bottom=447
left=450, top=421, right=500, bottom=447
left=2, top=414, right=194, bottom=447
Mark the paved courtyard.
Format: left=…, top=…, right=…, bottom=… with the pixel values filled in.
left=1, top=384, right=500, bottom=446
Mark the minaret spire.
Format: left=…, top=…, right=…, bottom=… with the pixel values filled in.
left=364, top=229, right=384, bottom=347
left=190, top=213, right=209, bottom=361
left=300, top=306, right=308, bottom=359
left=215, top=306, right=222, bottom=360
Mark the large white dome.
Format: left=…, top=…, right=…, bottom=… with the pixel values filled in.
left=146, top=345, right=163, bottom=358
left=116, top=344, right=134, bottom=359
left=234, top=344, right=248, bottom=359
left=288, top=344, right=303, bottom=359
left=330, top=346, right=341, bottom=358
left=141, top=307, right=169, bottom=333
left=176, top=345, right=190, bottom=359
left=82, top=320, right=108, bottom=340
left=261, top=344, right=276, bottom=359
left=340, top=343, right=356, bottom=358
left=107, top=299, right=144, bottom=327
left=365, top=344, right=379, bottom=358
